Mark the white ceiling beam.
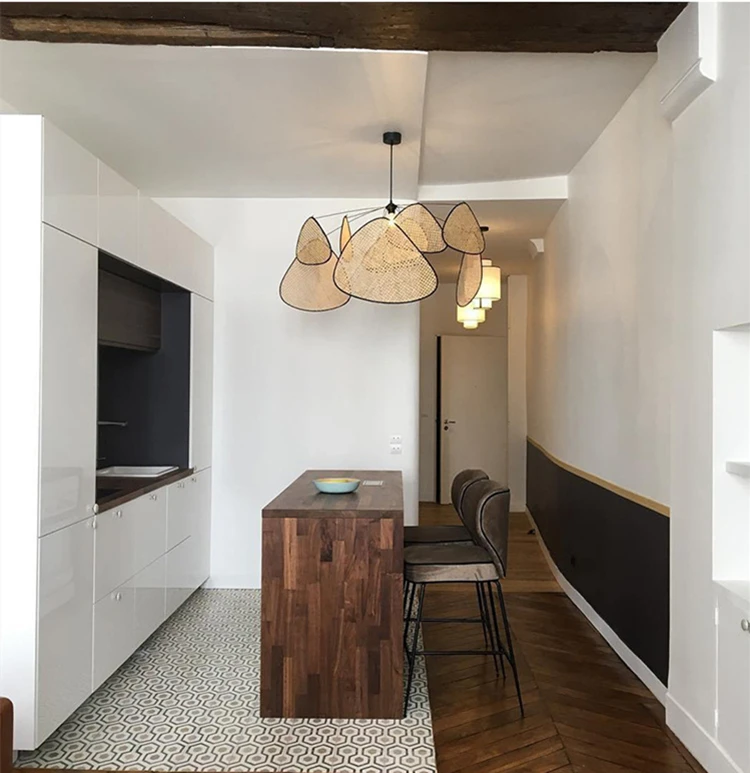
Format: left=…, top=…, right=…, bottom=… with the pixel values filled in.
left=418, top=175, right=568, bottom=203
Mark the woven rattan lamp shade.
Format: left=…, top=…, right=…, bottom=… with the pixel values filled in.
left=280, top=255, right=350, bottom=312
left=456, top=253, right=483, bottom=307
left=394, top=203, right=446, bottom=253
left=296, top=217, right=332, bottom=265
left=340, top=215, right=352, bottom=254
left=443, top=202, right=485, bottom=255
left=334, top=217, right=438, bottom=304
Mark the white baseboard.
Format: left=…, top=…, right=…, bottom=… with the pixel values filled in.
left=526, top=511, right=667, bottom=704
left=666, top=694, right=743, bottom=773
left=205, top=574, right=260, bottom=589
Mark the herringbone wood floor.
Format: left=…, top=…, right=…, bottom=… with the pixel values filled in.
left=419, top=503, right=707, bottom=773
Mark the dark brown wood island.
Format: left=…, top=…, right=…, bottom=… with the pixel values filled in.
left=261, top=470, right=404, bottom=719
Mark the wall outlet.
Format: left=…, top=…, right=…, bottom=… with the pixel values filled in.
left=390, top=435, right=403, bottom=444
left=389, top=443, right=403, bottom=455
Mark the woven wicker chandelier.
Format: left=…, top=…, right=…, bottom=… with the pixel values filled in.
left=280, top=131, right=492, bottom=312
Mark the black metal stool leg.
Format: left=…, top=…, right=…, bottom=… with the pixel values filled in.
left=495, top=579, right=523, bottom=716
left=403, top=579, right=412, bottom=616
left=478, top=582, right=501, bottom=676
left=403, top=581, right=417, bottom=648
left=474, top=582, right=490, bottom=647
left=484, top=580, right=506, bottom=680
left=404, top=582, right=426, bottom=714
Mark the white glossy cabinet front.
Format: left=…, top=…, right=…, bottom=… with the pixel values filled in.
left=133, top=555, right=166, bottom=647
left=717, top=591, right=750, bottom=772
left=98, top=161, right=138, bottom=263
left=40, top=226, right=98, bottom=537
left=166, top=537, right=193, bottom=617
left=42, top=121, right=98, bottom=245
left=167, top=479, right=192, bottom=551
left=37, top=517, right=95, bottom=745
left=133, top=490, right=167, bottom=572
left=93, top=581, right=136, bottom=691
left=94, top=504, right=135, bottom=602
left=190, top=296, right=214, bottom=472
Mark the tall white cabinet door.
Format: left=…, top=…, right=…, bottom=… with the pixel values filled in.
left=37, top=517, right=95, bottom=746
left=190, top=295, right=213, bottom=472
left=98, top=162, right=138, bottom=263
left=40, top=226, right=98, bottom=536
left=42, top=121, right=98, bottom=246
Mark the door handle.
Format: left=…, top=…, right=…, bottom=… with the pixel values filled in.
left=443, top=420, right=456, bottom=431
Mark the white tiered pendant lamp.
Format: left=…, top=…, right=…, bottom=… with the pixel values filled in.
left=457, top=304, right=485, bottom=330
left=472, top=259, right=501, bottom=309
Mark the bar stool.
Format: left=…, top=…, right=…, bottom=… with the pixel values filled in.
left=404, top=468, right=488, bottom=546
left=403, top=480, right=523, bottom=715
left=403, top=469, right=493, bottom=648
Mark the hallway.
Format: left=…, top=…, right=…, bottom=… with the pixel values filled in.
left=420, top=505, right=707, bottom=773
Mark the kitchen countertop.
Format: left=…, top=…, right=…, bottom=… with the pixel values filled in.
left=96, top=467, right=194, bottom=512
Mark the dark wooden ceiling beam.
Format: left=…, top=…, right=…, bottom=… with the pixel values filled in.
left=0, top=2, right=685, bottom=52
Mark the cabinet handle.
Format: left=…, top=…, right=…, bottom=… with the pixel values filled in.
left=191, top=477, right=197, bottom=483
left=115, top=510, right=123, bottom=519
left=90, top=517, right=97, bottom=530
left=92, top=503, right=100, bottom=515
left=112, top=592, right=122, bottom=602
left=178, top=482, right=185, bottom=489
left=742, top=619, right=750, bottom=632
left=150, top=493, right=158, bottom=500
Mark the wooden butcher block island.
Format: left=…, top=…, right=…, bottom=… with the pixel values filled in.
left=261, top=470, right=404, bottom=719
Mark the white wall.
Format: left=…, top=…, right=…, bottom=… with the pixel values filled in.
left=159, top=198, right=420, bottom=588
left=667, top=4, right=750, bottom=771
left=507, top=276, right=528, bottom=512
left=527, top=62, right=673, bottom=507
left=418, top=281, right=508, bottom=501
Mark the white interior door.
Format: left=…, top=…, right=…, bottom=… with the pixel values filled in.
left=439, top=335, right=508, bottom=504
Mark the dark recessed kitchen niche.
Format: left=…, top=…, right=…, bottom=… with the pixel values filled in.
left=97, top=252, right=191, bottom=468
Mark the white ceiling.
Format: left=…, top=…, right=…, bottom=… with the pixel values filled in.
left=0, top=42, right=654, bottom=199
left=420, top=52, right=655, bottom=185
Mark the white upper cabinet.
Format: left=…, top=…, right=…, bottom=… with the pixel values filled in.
left=190, top=294, right=214, bottom=472
left=98, top=161, right=138, bottom=263
left=40, top=225, right=98, bottom=537
left=42, top=121, right=98, bottom=246
left=138, top=197, right=213, bottom=298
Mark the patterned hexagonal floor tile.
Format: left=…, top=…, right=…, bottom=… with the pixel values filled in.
left=17, top=590, right=436, bottom=773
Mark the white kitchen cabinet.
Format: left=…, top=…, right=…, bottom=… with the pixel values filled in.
left=94, top=504, right=135, bottom=602
left=717, top=588, right=750, bottom=772
left=37, top=517, right=95, bottom=745
left=138, top=197, right=213, bottom=298
left=42, top=121, right=98, bottom=246
left=166, top=537, right=194, bottom=617
left=92, top=581, right=136, bottom=691
left=190, top=294, right=214, bottom=472
left=98, top=161, right=138, bottom=263
left=40, top=225, right=98, bottom=537
left=133, top=555, right=166, bottom=647
left=167, top=478, right=192, bottom=551
left=189, top=469, right=212, bottom=586
left=133, top=490, right=167, bottom=573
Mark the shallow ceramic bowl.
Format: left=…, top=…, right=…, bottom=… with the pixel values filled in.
left=313, top=477, right=361, bottom=494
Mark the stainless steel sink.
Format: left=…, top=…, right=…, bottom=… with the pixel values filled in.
left=97, top=465, right=178, bottom=478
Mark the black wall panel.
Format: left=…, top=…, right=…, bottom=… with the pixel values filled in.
left=526, top=439, right=670, bottom=685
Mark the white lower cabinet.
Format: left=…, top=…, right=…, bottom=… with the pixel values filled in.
left=167, top=478, right=192, bottom=551
left=133, top=489, right=167, bottom=572
left=133, top=555, right=167, bottom=647
left=166, top=537, right=194, bottom=617
left=93, top=581, right=136, bottom=690
left=94, top=504, right=135, bottom=602
left=37, top=518, right=95, bottom=744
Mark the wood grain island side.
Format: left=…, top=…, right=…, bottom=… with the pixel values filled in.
left=261, top=470, right=404, bottom=719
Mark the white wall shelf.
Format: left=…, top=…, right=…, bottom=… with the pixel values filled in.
left=725, top=461, right=750, bottom=478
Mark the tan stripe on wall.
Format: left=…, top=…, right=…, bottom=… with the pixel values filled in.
left=527, top=437, right=670, bottom=518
